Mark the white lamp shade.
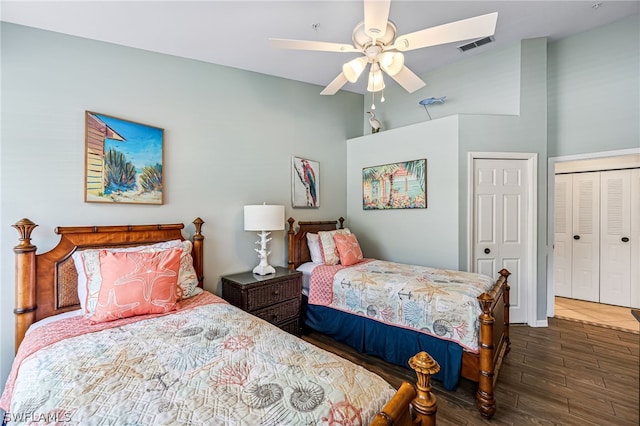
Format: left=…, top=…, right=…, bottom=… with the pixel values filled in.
left=379, top=51, right=404, bottom=76
left=342, top=57, right=367, bottom=83
left=244, top=205, right=285, bottom=231
left=367, top=63, right=385, bottom=92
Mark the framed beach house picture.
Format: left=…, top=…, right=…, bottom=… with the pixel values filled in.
left=362, top=159, right=426, bottom=210
left=84, top=111, right=164, bottom=205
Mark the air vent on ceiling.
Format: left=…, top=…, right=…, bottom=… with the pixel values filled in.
left=458, top=36, right=494, bottom=52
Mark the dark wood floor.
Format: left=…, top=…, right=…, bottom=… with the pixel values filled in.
left=302, top=317, right=640, bottom=425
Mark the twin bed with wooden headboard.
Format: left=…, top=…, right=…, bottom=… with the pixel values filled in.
left=287, top=217, right=511, bottom=419
left=2, top=217, right=441, bottom=426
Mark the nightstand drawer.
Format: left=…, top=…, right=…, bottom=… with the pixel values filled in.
left=278, top=318, right=301, bottom=336
left=245, top=278, right=300, bottom=311
left=252, top=297, right=300, bottom=325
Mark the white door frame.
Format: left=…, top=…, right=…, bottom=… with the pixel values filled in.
left=467, top=152, right=539, bottom=327
left=546, top=147, right=640, bottom=318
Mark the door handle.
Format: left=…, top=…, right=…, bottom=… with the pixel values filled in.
left=484, top=248, right=491, bottom=254
left=573, top=235, right=580, bottom=240
left=621, top=237, right=629, bottom=242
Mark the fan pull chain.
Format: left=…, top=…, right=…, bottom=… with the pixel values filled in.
left=371, top=91, right=376, bottom=110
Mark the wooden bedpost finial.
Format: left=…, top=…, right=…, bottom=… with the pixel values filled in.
left=408, top=351, right=440, bottom=423
left=499, top=268, right=511, bottom=279
left=287, top=217, right=295, bottom=233
left=192, top=217, right=204, bottom=238
left=12, top=218, right=38, bottom=252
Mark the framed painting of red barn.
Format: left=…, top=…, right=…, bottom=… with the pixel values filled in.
left=85, top=111, right=164, bottom=205
left=292, top=156, right=319, bottom=208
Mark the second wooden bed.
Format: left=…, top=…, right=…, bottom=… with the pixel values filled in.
left=287, top=217, right=511, bottom=419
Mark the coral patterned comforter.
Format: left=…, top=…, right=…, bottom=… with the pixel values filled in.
left=308, top=260, right=495, bottom=352
left=1, top=292, right=395, bottom=425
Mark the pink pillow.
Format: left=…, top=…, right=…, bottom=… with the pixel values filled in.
left=333, top=233, right=364, bottom=266
left=87, top=248, right=182, bottom=323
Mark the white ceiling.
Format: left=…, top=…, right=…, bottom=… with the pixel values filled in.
left=2, top=1, right=638, bottom=94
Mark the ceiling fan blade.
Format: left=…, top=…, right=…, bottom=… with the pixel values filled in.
left=391, top=12, right=498, bottom=52
left=388, top=66, right=426, bottom=93
left=363, top=0, right=391, bottom=39
left=269, top=38, right=359, bottom=53
left=320, top=73, right=349, bottom=95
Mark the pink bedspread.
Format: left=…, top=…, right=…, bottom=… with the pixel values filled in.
left=1, top=291, right=395, bottom=425
left=0, top=291, right=225, bottom=411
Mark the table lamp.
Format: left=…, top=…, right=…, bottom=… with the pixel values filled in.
left=244, top=204, right=285, bottom=275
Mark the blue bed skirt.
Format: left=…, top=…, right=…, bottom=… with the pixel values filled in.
left=304, top=298, right=463, bottom=390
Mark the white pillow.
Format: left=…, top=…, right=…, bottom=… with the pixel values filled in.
left=306, top=233, right=324, bottom=264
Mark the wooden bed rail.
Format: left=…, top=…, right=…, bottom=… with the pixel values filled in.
left=370, top=352, right=441, bottom=426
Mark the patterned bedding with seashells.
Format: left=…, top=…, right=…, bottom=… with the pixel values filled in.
left=308, top=259, right=495, bottom=352
left=2, top=292, right=395, bottom=425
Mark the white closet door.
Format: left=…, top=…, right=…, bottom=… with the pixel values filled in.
left=553, top=174, right=573, bottom=298
left=631, top=169, right=640, bottom=309
left=600, top=170, right=631, bottom=306
left=571, top=172, right=600, bottom=302
left=473, top=158, right=529, bottom=323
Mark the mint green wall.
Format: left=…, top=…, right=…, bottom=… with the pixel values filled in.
left=361, top=42, right=522, bottom=133
left=548, top=15, right=639, bottom=156
left=347, top=116, right=460, bottom=270
left=0, top=23, right=362, bottom=391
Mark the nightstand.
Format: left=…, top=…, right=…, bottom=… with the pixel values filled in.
left=221, top=267, right=303, bottom=336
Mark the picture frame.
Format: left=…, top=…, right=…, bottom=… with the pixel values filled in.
left=363, top=159, right=427, bottom=210
left=292, top=156, right=320, bottom=208
left=85, top=111, right=164, bottom=205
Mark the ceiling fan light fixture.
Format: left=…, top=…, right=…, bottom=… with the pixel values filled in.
left=367, top=63, right=385, bottom=92
left=378, top=51, right=404, bottom=76
left=342, top=57, right=368, bottom=83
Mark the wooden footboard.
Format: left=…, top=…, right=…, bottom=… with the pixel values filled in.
left=370, top=352, right=441, bottom=426
left=460, top=268, right=511, bottom=419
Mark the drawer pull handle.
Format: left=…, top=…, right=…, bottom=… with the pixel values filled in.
left=273, top=290, right=279, bottom=295
left=621, top=237, right=629, bottom=242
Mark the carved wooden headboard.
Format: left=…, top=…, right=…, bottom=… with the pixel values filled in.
left=286, top=217, right=344, bottom=270
left=12, top=218, right=204, bottom=350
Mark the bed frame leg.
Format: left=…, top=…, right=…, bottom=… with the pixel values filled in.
left=408, top=351, right=440, bottom=425
left=12, top=218, right=38, bottom=352
left=476, top=293, right=496, bottom=418
left=500, top=268, right=511, bottom=354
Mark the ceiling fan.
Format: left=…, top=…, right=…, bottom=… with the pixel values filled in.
left=269, top=0, right=498, bottom=96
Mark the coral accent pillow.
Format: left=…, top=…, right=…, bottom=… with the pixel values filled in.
left=333, top=233, right=364, bottom=266
left=317, top=228, right=351, bottom=265
left=87, top=248, right=182, bottom=323
left=74, top=239, right=200, bottom=316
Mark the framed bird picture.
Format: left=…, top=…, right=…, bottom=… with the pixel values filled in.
left=292, top=156, right=319, bottom=208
